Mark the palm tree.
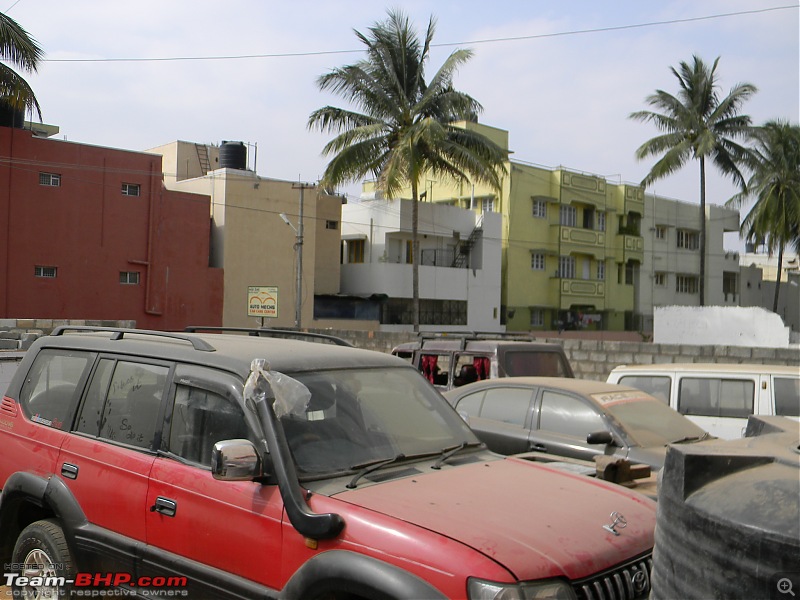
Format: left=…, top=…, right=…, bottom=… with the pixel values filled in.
left=630, top=55, right=756, bottom=305
left=0, top=11, right=43, bottom=122
left=727, top=120, right=800, bottom=312
left=308, top=10, right=507, bottom=331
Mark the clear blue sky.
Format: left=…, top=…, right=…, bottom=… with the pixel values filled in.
left=6, top=0, right=799, bottom=248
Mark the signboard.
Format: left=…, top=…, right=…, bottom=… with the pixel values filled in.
left=247, top=286, right=278, bottom=318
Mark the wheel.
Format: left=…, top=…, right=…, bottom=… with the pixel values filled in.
left=11, top=519, right=74, bottom=599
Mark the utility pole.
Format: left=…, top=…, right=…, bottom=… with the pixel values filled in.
left=290, top=182, right=313, bottom=330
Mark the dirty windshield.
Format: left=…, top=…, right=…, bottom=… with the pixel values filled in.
left=280, top=367, right=479, bottom=477
left=597, top=394, right=707, bottom=447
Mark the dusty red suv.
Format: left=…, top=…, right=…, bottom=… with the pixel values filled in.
left=0, top=327, right=656, bottom=599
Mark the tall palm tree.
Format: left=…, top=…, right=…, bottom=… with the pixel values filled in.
left=630, top=55, right=756, bottom=305
left=0, top=11, right=43, bottom=122
left=308, top=10, right=507, bottom=331
left=727, top=120, right=800, bottom=312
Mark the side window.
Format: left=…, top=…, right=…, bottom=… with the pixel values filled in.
left=718, top=379, right=754, bottom=418
left=774, top=377, right=800, bottom=417
left=19, top=349, right=93, bottom=430
left=454, top=391, right=485, bottom=418
left=480, top=388, right=532, bottom=426
left=169, top=385, right=249, bottom=467
left=88, top=361, right=168, bottom=449
left=538, top=391, right=605, bottom=438
left=420, top=353, right=450, bottom=387
left=679, top=378, right=754, bottom=418
left=678, top=378, right=714, bottom=416
left=618, top=375, right=671, bottom=405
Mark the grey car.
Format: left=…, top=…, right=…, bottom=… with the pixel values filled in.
left=443, top=376, right=712, bottom=470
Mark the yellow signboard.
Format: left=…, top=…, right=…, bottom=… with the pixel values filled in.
left=247, top=286, right=278, bottom=318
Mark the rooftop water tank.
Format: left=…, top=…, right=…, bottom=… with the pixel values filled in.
left=219, top=141, right=247, bottom=170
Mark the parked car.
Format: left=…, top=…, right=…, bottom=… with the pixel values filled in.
left=392, top=334, right=574, bottom=391
left=0, top=326, right=656, bottom=599
left=607, top=363, right=800, bottom=439
left=443, top=377, right=712, bottom=470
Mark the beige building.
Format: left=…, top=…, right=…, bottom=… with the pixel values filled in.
left=149, top=141, right=352, bottom=329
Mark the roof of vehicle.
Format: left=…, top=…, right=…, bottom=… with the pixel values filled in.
left=443, top=376, right=643, bottom=399
left=30, top=328, right=409, bottom=380
left=393, top=339, right=566, bottom=352
left=609, top=363, right=799, bottom=376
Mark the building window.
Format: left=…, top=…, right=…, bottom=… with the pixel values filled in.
left=34, top=266, right=57, bottom=278
left=596, top=261, right=605, bottom=280
left=532, top=199, right=547, bottom=218
left=405, top=240, right=413, bottom=264
left=676, top=274, right=699, bottom=294
left=121, top=183, right=141, bottom=197
left=655, top=226, right=667, bottom=240
left=677, top=229, right=699, bottom=250
left=119, top=271, right=140, bottom=285
left=530, top=309, right=544, bottom=327
left=596, top=212, right=606, bottom=232
left=39, top=172, right=61, bottom=187
left=560, top=205, right=576, bottom=227
left=325, top=220, right=338, bottom=230
left=558, top=256, right=575, bottom=279
left=531, top=253, right=545, bottom=271
left=348, top=239, right=365, bottom=264
left=481, top=198, right=494, bottom=213
left=654, top=272, right=667, bottom=287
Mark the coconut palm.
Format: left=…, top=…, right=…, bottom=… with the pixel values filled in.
left=0, top=11, right=43, bottom=121
left=630, top=55, right=756, bottom=305
left=727, top=120, right=800, bottom=312
left=308, top=10, right=507, bottom=331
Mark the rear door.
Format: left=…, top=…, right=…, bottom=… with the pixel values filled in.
left=451, top=385, right=535, bottom=454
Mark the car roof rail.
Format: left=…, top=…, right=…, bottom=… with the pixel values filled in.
left=418, top=331, right=536, bottom=350
left=51, top=326, right=216, bottom=352
left=183, top=326, right=354, bottom=348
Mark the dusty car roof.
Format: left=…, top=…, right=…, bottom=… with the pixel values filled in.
left=610, top=363, right=799, bottom=376
left=445, top=376, right=641, bottom=397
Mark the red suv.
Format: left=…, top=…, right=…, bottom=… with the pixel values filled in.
left=0, top=327, right=656, bottom=599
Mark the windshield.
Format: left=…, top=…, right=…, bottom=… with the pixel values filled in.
left=279, top=367, right=479, bottom=477
left=593, top=392, right=707, bottom=447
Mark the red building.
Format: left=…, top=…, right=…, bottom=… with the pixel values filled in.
left=0, top=125, right=223, bottom=330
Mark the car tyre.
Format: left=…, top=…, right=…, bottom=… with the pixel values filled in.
left=12, top=518, right=75, bottom=598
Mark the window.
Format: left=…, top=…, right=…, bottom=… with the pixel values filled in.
left=596, top=261, right=605, bottom=281
left=35, top=266, right=57, bottom=279
left=655, top=226, right=667, bottom=240
left=531, top=253, right=545, bottom=271
left=538, top=391, right=604, bottom=438
left=405, top=240, right=413, bottom=264
left=119, top=271, right=140, bottom=285
left=654, top=272, right=667, bottom=287
left=532, top=199, right=547, bottom=218
left=455, top=391, right=485, bottom=418
left=678, top=378, right=754, bottom=418
left=618, top=375, right=671, bottom=405
left=121, top=183, right=141, bottom=197
left=325, top=220, right=338, bottom=230
left=560, top=205, right=577, bottom=227
left=530, top=309, right=544, bottom=327
left=558, top=256, right=575, bottom=279
left=348, top=239, right=365, bottom=263
left=677, top=229, right=699, bottom=250
left=596, top=212, right=606, bottom=232
left=481, top=198, right=494, bottom=213
left=676, top=275, right=698, bottom=294
left=583, top=208, right=594, bottom=230
left=480, top=388, right=533, bottom=426
left=774, top=377, right=800, bottom=417
left=39, top=172, right=61, bottom=187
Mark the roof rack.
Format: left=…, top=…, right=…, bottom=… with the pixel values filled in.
left=183, top=326, right=354, bottom=348
left=51, top=326, right=216, bottom=352
left=418, top=331, right=536, bottom=350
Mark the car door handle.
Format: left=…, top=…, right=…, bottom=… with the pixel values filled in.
left=529, top=443, right=547, bottom=452
left=61, top=463, right=79, bottom=479
left=150, top=497, right=177, bottom=517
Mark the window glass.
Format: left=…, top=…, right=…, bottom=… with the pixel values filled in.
left=455, top=391, right=484, bottom=418
left=617, top=375, right=671, bottom=405
left=678, top=378, right=754, bottom=418
left=169, top=385, right=250, bottom=467
left=718, top=379, right=755, bottom=417
left=539, top=391, right=604, bottom=438
left=479, top=388, right=532, bottom=426
left=774, top=377, right=799, bottom=417
left=502, top=351, right=568, bottom=377
left=98, top=361, right=168, bottom=449
left=19, top=349, right=92, bottom=430
left=76, top=359, right=114, bottom=435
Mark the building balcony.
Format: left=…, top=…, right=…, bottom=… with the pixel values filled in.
left=557, top=278, right=606, bottom=310
left=617, top=233, right=644, bottom=263
left=556, top=226, right=606, bottom=258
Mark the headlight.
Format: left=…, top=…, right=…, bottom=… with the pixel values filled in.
left=467, top=578, right=576, bottom=600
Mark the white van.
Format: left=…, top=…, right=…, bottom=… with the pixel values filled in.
left=607, top=363, right=799, bottom=439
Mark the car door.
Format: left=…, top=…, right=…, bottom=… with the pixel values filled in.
left=144, top=365, right=285, bottom=597
left=58, top=356, right=169, bottom=573
left=528, top=388, right=614, bottom=461
left=453, top=385, right=535, bottom=454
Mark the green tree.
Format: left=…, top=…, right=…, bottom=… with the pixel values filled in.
left=0, top=11, right=43, bottom=121
left=727, top=120, right=800, bottom=312
left=630, top=55, right=756, bottom=305
left=308, top=10, right=507, bottom=331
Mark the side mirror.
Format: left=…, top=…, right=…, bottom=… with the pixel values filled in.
left=586, top=430, right=614, bottom=446
left=212, top=439, right=265, bottom=481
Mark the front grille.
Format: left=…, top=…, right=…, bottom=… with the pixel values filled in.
left=573, top=554, right=653, bottom=600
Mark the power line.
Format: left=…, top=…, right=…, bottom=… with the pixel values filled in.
left=40, top=5, right=797, bottom=64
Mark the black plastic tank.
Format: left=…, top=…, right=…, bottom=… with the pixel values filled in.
left=651, top=416, right=800, bottom=599
left=219, top=141, right=247, bottom=170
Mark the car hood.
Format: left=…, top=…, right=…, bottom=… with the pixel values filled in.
left=333, top=457, right=655, bottom=581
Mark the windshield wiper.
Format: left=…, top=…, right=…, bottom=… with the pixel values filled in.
left=347, top=454, right=406, bottom=489
left=431, top=441, right=481, bottom=470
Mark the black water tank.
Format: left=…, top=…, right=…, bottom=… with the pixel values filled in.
left=219, top=141, right=247, bottom=170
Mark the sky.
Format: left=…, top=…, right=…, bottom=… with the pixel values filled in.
left=5, top=0, right=799, bottom=250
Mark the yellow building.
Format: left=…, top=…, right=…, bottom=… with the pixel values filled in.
left=380, top=121, right=644, bottom=332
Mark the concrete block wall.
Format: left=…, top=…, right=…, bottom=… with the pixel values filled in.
left=0, top=319, right=136, bottom=350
